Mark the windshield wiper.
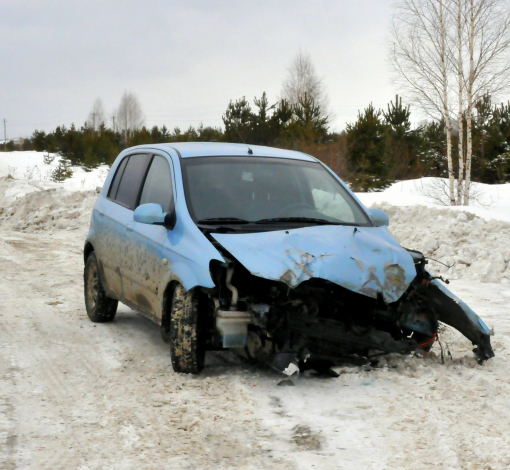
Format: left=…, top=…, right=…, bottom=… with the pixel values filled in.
left=197, top=217, right=251, bottom=225
left=255, top=217, right=341, bottom=225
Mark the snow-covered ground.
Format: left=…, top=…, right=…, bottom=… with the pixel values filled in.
left=1, top=151, right=510, bottom=469
left=0, top=151, right=109, bottom=195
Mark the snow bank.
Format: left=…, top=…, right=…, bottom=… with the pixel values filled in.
left=374, top=201, right=510, bottom=283
left=0, top=177, right=97, bottom=234
left=356, top=177, right=510, bottom=223
left=0, top=151, right=109, bottom=195
left=0, top=152, right=107, bottom=234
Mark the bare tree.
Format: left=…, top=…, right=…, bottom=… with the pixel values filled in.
left=461, top=0, right=510, bottom=204
left=86, top=98, right=106, bottom=132
left=117, top=91, right=145, bottom=141
left=456, top=0, right=466, bottom=205
left=281, top=50, right=332, bottom=119
left=391, top=0, right=510, bottom=206
left=390, top=0, right=456, bottom=205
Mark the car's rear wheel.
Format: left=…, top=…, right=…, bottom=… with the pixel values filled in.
left=170, top=284, right=205, bottom=374
left=84, top=252, right=118, bottom=322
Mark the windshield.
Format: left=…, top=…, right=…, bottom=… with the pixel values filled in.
left=181, top=156, right=371, bottom=227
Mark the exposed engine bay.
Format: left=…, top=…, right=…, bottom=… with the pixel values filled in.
left=204, top=249, right=494, bottom=375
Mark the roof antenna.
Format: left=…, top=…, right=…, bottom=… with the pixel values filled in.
left=233, top=123, right=252, bottom=154
left=234, top=125, right=246, bottom=144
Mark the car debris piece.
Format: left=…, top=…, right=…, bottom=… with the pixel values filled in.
left=277, top=379, right=295, bottom=386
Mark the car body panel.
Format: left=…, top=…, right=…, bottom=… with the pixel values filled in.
left=431, top=278, right=491, bottom=335
left=91, top=197, right=129, bottom=296
left=122, top=222, right=168, bottom=314
left=159, top=214, right=225, bottom=291
left=125, top=142, right=318, bottom=161
left=212, top=225, right=416, bottom=304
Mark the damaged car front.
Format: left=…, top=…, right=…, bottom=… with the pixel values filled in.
left=180, top=150, right=494, bottom=374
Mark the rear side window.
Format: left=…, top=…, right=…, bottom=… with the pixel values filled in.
left=110, top=154, right=151, bottom=209
left=108, top=156, right=128, bottom=200
left=140, top=156, right=174, bottom=211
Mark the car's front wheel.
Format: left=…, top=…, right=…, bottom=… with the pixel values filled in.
left=170, top=284, right=205, bottom=374
left=84, top=252, right=118, bottom=322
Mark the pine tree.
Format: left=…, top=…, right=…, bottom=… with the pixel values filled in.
left=222, top=97, right=253, bottom=143
left=252, top=92, right=273, bottom=144
left=51, top=156, right=73, bottom=182
left=290, top=93, right=329, bottom=143
left=472, top=94, right=510, bottom=183
left=383, top=95, right=426, bottom=180
left=269, top=99, right=293, bottom=142
left=422, top=120, right=448, bottom=177
left=346, top=104, right=391, bottom=191
left=43, top=153, right=55, bottom=165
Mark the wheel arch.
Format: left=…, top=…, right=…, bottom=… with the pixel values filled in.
left=84, top=241, right=94, bottom=264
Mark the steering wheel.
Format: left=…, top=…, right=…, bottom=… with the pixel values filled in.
left=276, top=202, right=315, bottom=217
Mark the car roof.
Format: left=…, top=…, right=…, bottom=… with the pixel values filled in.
left=130, top=142, right=317, bottom=162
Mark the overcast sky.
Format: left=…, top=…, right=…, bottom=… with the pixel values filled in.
left=2, top=0, right=402, bottom=139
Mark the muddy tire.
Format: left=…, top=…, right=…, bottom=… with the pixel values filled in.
left=84, top=252, right=118, bottom=323
left=170, top=284, right=205, bottom=374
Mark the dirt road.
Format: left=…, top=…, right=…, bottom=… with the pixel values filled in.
left=2, top=186, right=510, bottom=469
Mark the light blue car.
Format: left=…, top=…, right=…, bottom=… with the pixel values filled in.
left=84, top=142, right=493, bottom=374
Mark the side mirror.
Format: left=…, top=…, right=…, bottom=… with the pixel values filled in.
left=134, top=203, right=177, bottom=230
left=367, top=208, right=390, bottom=227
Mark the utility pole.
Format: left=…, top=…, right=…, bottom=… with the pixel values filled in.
left=3, top=119, right=6, bottom=150
left=92, top=113, right=96, bottom=133
left=112, top=115, right=116, bottom=132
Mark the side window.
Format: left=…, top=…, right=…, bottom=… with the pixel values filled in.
left=108, top=156, right=129, bottom=200
left=113, top=154, right=151, bottom=209
left=140, top=156, right=174, bottom=211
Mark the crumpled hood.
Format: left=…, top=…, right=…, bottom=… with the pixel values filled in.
left=212, top=225, right=417, bottom=304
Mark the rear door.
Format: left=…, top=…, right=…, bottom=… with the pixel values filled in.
left=121, top=154, right=175, bottom=318
left=97, top=153, right=151, bottom=298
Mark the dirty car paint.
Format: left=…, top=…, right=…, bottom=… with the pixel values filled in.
left=212, top=224, right=417, bottom=303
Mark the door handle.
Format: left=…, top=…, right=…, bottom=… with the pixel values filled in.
left=99, top=208, right=105, bottom=217
left=126, top=222, right=134, bottom=232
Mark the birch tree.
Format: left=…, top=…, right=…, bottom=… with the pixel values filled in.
left=391, top=0, right=510, bottom=205
left=281, top=50, right=332, bottom=120
left=86, top=98, right=106, bottom=132
left=117, top=91, right=145, bottom=142
left=456, top=0, right=466, bottom=204
left=390, top=0, right=456, bottom=205
left=461, top=0, right=510, bottom=204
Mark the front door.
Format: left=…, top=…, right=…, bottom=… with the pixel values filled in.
left=121, top=154, right=175, bottom=318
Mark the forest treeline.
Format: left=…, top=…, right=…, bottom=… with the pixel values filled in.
left=4, top=92, right=510, bottom=190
